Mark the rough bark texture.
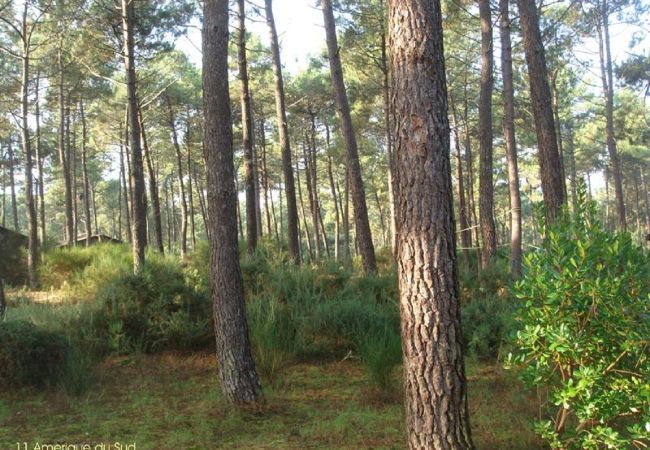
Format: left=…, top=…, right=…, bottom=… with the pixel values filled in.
left=597, top=3, right=626, bottom=230
left=265, top=0, right=300, bottom=264
left=203, top=0, right=262, bottom=406
left=499, top=0, right=522, bottom=278
left=237, top=0, right=258, bottom=255
left=517, top=0, right=565, bottom=220
left=478, top=0, right=497, bottom=269
left=122, top=0, right=147, bottom=271
left=388, top=0, right=474, bottom=448
left=321, top=0, right=377, bottom=273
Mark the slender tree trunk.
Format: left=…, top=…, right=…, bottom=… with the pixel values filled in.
left=58, top=48, right=73, bottom=245
left=388, top=0, right=474, bottom=447
left=462, top=74, right=480, bottom=264
left=72, top=117, right=78, bottom=244
left=640, top=166, right=650, bottom=235
left=517, top=0, right=565, bottom=220
left=633, top=169, right=641, bottom=235
left=605, top=166, right=611, bottom=229
left=164, top=178, right=172, bottom=250
left=237, top=0, right=258, bottom=254
left=20, top=9, right=38, bottom=288
left=192, top=165, right=209, bottom=240
left=7, top=141, right=18, bottom=232
left=265, top=0, right=300, bottom=264
left=234, top=171, right=244, bottom=240
left=325, top=124, right=340, bottom=261
left=186, top=132, right=197, bottom=249
left=566, top=123, right=578, bottom=213
left=321, top=0, right=377, bottom=273
left=1, top=156, right=6, bottom=228
left=478, top=0, right=497, bottom=269
left=342, top=167, right=350, bottom=261
left=203, top=0, right=262, bottom=405
left=80, top=98, right=92, bottom=245
left=119, top=125, right=132, bottom=243
left=499, top=0, right=522, bottom=278
left=551, top=75, right=568, bottom=202
left=122, top=0, right=147, bottom=272
left=34, top=71, right=45, bottom=244
left=296, top=146, right=313, bottom=261
left=449, top=97, right=471, bottom=268
left=302, top=138, right=320, bottom=259
left=596, top=4, right=626, bottom=229
left=139, top=107, right=164, bottom=253
left=91, top=181, right=98, bottom=234
left=165, top=97, right=188, bottom=257
left=379, top=0, right=397, bottom=257
left=260, top=118, right=273, bottom=239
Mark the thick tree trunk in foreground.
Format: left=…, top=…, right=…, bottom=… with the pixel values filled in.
left=321, top=0, right=376, bottom=273
left=478, top=0, right=497, bottom=269
left=265, top=0, right=300, bottom=264
left=122, top=0, right=147, bottom=272
left=388, top=0, right=473, bottom=448
left=238, top=0, right=258, bottom=255
left=517, top=0, right=565, bottom=220
left=499, top=0, right=522, bottom=278
left=203, top=0, right=262, bottom=405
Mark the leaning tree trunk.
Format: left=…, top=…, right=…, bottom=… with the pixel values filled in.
left=122, top=0, right=147, bottom=272
left=499, top=0, right=522, bottom=278
left=264, top=0, right=300, bottom=264
left=478, top=0, right=497, bottom=269
left=237, top=0, right=258, bottom=254
left=388, top=0, right=474, bottom=447
left=321, top=0, right=377, bottom=273
left=517, top=0, right=565, bottom=220
left=202, top=0, right=262, bottom=405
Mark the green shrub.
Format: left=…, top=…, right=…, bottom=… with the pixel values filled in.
left=0, top=320, right=70, bottom=388
left=462, top=294, right=515, bottom=360
left=94, top=256, right=211, bottom=354
left=507, top=186, right=650, bottom=449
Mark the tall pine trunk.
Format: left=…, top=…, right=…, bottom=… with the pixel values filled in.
left=80, top=98, right=92, bottom=245
left=321, top=0, right=376, bottom=273
left=264, top=0, right=300, bottom=264
left=517, top=0, right=565, bottom=220
left=139, top=107, right=164, bottom=253
left=596, top=2, right=626, bottom=229
left=388, top=0, right=473, bottom=446
left=478, top=0, right=497, bottom=269
left=237, top=0, right=258, bottom=254
left=122, top=0, right=147, bottom=272
left=165, top=97, right=188, bottom=257
left=202, top=0, right=262, bottom=405
left=499, top=0, right=522, bottom=278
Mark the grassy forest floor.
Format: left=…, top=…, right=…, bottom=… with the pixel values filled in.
left=0, top=351, right=543, bottom=450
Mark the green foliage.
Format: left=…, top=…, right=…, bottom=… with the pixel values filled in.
left=462, top=294, right=515, bottom=360
left=94, top=255, right=211, bottom=354
left=508, top=186, right=650, bottom=449
left=0, top=320, right=70, bottom=388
